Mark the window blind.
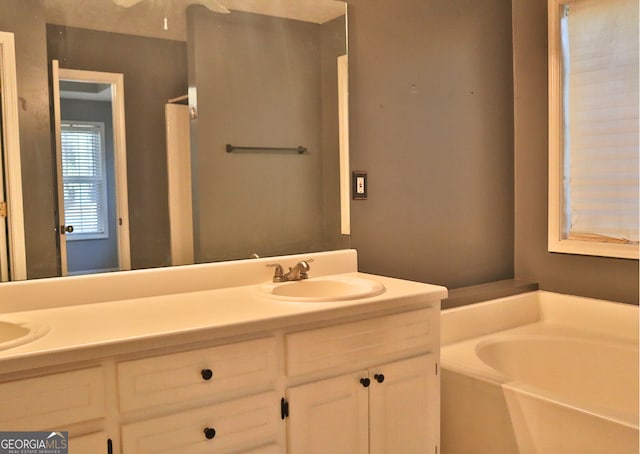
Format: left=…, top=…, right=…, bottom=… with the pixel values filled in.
left=563, top=0, right=639, bottom=243
left=61, top=123, right=108, bottom=237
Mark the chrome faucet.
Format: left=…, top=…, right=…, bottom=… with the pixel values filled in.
left=267, top=259, right=313, bottom=282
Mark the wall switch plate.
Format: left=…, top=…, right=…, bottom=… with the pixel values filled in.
left=352, top=171, right=367, bottom=200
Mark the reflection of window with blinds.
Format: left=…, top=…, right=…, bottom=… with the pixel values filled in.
left=61, top=121, right=109, bottom=240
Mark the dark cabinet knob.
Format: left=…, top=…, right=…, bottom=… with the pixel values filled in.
left=374, top=374, right=385, bottom=383
left=201, top=369, right=213, bottom=381
left=204, top=427, right=216, bottom=440
left=360, top=377, right=370, bottom=388
left=60, top=225, right=74, bottom=234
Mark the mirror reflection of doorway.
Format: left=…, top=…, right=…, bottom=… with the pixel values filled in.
left=52, top=61, right=131, bottom=276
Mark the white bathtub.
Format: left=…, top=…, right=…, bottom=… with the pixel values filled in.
left=441, top=291, right=639, bottom=454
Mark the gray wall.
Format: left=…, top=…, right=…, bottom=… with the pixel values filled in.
left=0, top=0, right=59, bottom=279
left=3, top=0, right=636, bottom=304
left=47, top=25, right=188, bottom=271
left=188, top=8, right=344, bottom=262
left=347, top=0, right=515, bottom=290
left=60, top=98, right=118, bottom=273
left=512, top=0, right=639, bottom=305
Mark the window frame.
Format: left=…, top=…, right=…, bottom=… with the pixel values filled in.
left=60, top=120, right=110, bottom=242
left=547, top=0, right=639, bottom=260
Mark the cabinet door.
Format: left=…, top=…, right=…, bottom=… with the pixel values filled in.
left=287, top=372, right=369, bottom=454
left=369, top=354, right=439, bottom=454
left=240, top=444, right=280, bottom=454
left=69, top=432, right=109, bottom=452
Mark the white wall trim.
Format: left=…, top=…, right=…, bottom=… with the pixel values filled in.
left=165, top=103, right=194, bottom=266
left=51, top=60, right=69, bottom=275
left=0, top=32, right=27, bottom=281
left=56, top=66, right=131, bottom=272
left=338, top=54, right=350, bottom=235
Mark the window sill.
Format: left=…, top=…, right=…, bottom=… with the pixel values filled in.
left=67, top=234, right=109, bottom=242
left=548, top=238, right=639, bottom=260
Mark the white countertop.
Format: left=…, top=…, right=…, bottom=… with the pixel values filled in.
left=0, top=270, right=446, bottom=373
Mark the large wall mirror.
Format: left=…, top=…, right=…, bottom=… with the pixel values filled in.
left=0, top=0, right=349, bottom=281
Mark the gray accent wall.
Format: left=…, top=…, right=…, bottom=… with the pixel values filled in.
left=347, top=0, right=638, bottom=305
left=512, top=0, right=639, bottom=305
left=187, top=8, right=346, bottom=262
left=347, top=0, right=515, bottom=290
left=2, top=0, right=636, bottom=304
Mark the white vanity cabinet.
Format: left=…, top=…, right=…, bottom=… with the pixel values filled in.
left=69, top=432, right=111, bottom=452
left=286, top=354, right=438, bottom=454
left=115, top=305, right=439, bottom=454
left=0, top=266, right=444, bottom=454
left=117, top=337, right=280, bottom=453
left=283, top=307, right=440, bottom=454
left=0, top=366, right=108, bottom=450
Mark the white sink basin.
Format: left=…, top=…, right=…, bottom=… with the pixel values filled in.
left=259, top=275, right=386, bottom=302
left=0, top=319, right=49, bottom=351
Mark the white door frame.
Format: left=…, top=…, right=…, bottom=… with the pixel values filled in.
left=337, top=54, right=350, bottom=236
left=0, top=32, right=27, bottom=282
left=165, top=103, right=194, bottom=266
left=52, top=61, right=131, bottom=275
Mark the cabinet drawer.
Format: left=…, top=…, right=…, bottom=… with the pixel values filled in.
left=286, top=308, right=435, bottom=376
left=0, top=367, right=106, bottom=429
left=121, top=392, right=279, bottom=454
left=117, top=337, right=278, bottom=412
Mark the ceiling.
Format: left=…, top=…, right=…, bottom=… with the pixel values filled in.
left=44, top=0, right=346, bottom=42
left=59, top=80, right=112, bottom=102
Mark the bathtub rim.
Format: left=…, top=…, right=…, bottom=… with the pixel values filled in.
left=441, top=290, right=640, bottom=431
left=441, top=321, right=625, bottom=385
left=441, top=290, right=639, bottom=346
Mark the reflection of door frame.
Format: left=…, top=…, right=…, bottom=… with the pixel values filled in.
left=0, top=32, right=26, bottom=282
left=337, top=54, right=350, bottom=236
left=52, top=61, right=131, bottom=276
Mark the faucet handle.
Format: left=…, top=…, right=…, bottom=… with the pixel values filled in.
left=266, top=263, right=285, bottom=282
left=297, top=259, right=313, bottom=279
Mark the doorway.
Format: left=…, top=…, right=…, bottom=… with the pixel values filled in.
left=52, top=61, right=131, bottom=276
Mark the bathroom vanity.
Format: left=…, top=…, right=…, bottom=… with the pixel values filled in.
left=0, top=250, right=446, bottom=453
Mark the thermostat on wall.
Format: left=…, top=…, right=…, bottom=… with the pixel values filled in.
left=352, top=171, right=367, bottom=200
